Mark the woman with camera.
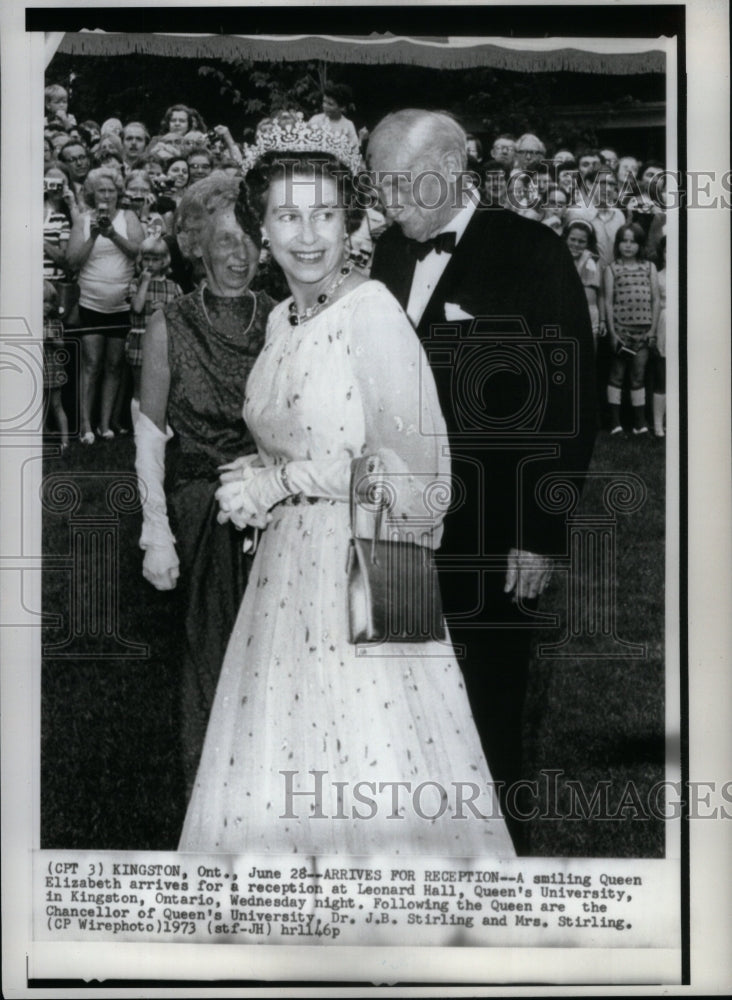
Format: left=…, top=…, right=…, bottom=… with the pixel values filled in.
left=44, top=165, right=80, bottom=283
left=122, top=170, right=166, bottom=239
left=66, top=166, right=143, bottom=443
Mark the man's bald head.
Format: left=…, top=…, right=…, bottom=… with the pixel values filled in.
left=367, top=109, right=470, bottom=241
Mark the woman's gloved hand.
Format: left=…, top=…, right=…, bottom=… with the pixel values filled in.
left=216, top=464, right=290, bottom=529
left=218, top=452, right=264, bottom=484
left=142, top=543, right=180, bottom=590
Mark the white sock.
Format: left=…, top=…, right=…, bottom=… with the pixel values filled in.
left=630, top=388, right=646, bottom=407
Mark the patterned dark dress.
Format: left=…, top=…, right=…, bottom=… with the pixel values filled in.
left=164, top=285, right=274, bottom=787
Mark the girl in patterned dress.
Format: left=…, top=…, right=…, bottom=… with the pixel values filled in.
left=43, top=281, right=69, bottom=453
left=603, top=223, right=660, bottom=435
left=126, top=236, right=182, bottom=425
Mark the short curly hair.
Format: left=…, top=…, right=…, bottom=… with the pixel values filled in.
left=124, top=169, right=152, bottom=191
left=175, top=171, right=262, bottom=260
left=83, top=166, right=125, bottom=205
left=243, top=152, right=364, bottom=235
left=186, top=148, right=214, bottom=168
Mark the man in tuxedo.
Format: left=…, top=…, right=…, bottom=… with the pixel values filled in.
left=368, top=110, right=596, bottom=852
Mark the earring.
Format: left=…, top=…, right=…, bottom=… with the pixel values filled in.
left=261, top=229, right=269, bottom=250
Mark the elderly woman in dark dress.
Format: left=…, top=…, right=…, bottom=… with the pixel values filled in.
left=135, top=171, right=275, bottom=788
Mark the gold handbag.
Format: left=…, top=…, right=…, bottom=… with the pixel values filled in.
left=346, top=455, right=445, bottom=645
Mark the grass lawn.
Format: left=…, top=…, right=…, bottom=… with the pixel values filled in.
left=41, top=428, right=667, bottom=856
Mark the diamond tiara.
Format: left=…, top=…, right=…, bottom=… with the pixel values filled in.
left=241, top=111, right=363, bottom=177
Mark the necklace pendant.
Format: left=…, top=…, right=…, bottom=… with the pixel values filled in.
left=288, top=261, right=354, bottom=326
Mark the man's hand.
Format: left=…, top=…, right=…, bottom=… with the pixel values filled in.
left=504, top=547, right=554, bottom=601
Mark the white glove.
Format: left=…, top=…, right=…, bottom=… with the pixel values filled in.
left=142, top=544, right=179, bottom=591
left=215, top=456, right=354, bottom=530
left=217, top=453, right=267, bottom=527
left=216, top=463, right=290, bottom=529
left=135, top=411, right=179, bottom=591
left=214, top=450, right=432, bottom=533
left=218, top=452, right=264, bottom=483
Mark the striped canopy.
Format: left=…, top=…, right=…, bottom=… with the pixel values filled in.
left=47, top=31, right=668, bottom=74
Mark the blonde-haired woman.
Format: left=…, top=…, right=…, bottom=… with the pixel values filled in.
left=66, top=166, right=143, bottom=442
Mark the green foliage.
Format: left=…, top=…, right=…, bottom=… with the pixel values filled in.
left=47, top=52, right=659, bottom=155
left=198, top=58, right=324, bottom=138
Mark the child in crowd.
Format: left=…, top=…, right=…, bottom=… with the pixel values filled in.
left=78, top=120, right=101, bottom=149
left=589, top=169, right=626, bottom=268
left=126, top=237, right=182, bottom=424
left=565, top=220, right=602, bottom=343
left=309, top=82, right=359, bottom=151
left=44, top=84, right=76, bottom=131
left=43, top=281, right=69, bottom=454
left=604, top=223, right=660, bottom=436
left=652, top=236, right=667, bottom=438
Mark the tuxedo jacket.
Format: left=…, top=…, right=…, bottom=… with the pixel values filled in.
left=371, top=205, right=597, bottom=563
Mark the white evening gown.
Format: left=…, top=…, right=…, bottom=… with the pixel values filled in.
left=179, top=281, right=515, bottom=857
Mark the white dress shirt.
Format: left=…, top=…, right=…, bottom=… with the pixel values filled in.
left=406, top=198, right=479, bottom=326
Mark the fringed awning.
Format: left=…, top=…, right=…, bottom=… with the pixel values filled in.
left=53, top=31, right=668, bottom=74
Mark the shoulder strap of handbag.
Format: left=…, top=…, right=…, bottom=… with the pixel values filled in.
left=350, top=454, right=385, bottom=552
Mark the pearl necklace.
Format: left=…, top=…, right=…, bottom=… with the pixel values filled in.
left=288, top=262, right=353, bottom=326
left=199, top=281, right=257, bottom=337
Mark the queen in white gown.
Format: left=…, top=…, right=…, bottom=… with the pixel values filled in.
left=178, top=147, right=515, bottom=858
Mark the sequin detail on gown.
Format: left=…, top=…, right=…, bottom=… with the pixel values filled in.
left=179, top=281, right=515, bottom=857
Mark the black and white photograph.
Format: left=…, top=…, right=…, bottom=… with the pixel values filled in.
left=1, top=1, right=730, bottom=995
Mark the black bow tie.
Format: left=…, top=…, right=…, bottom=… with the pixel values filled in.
left=408, top=231, right=457, bottom=261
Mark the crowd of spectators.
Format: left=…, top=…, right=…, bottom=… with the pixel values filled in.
left=470, top=132, right=667, bottom=436
left=42, top=81, right=669, bottom=450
